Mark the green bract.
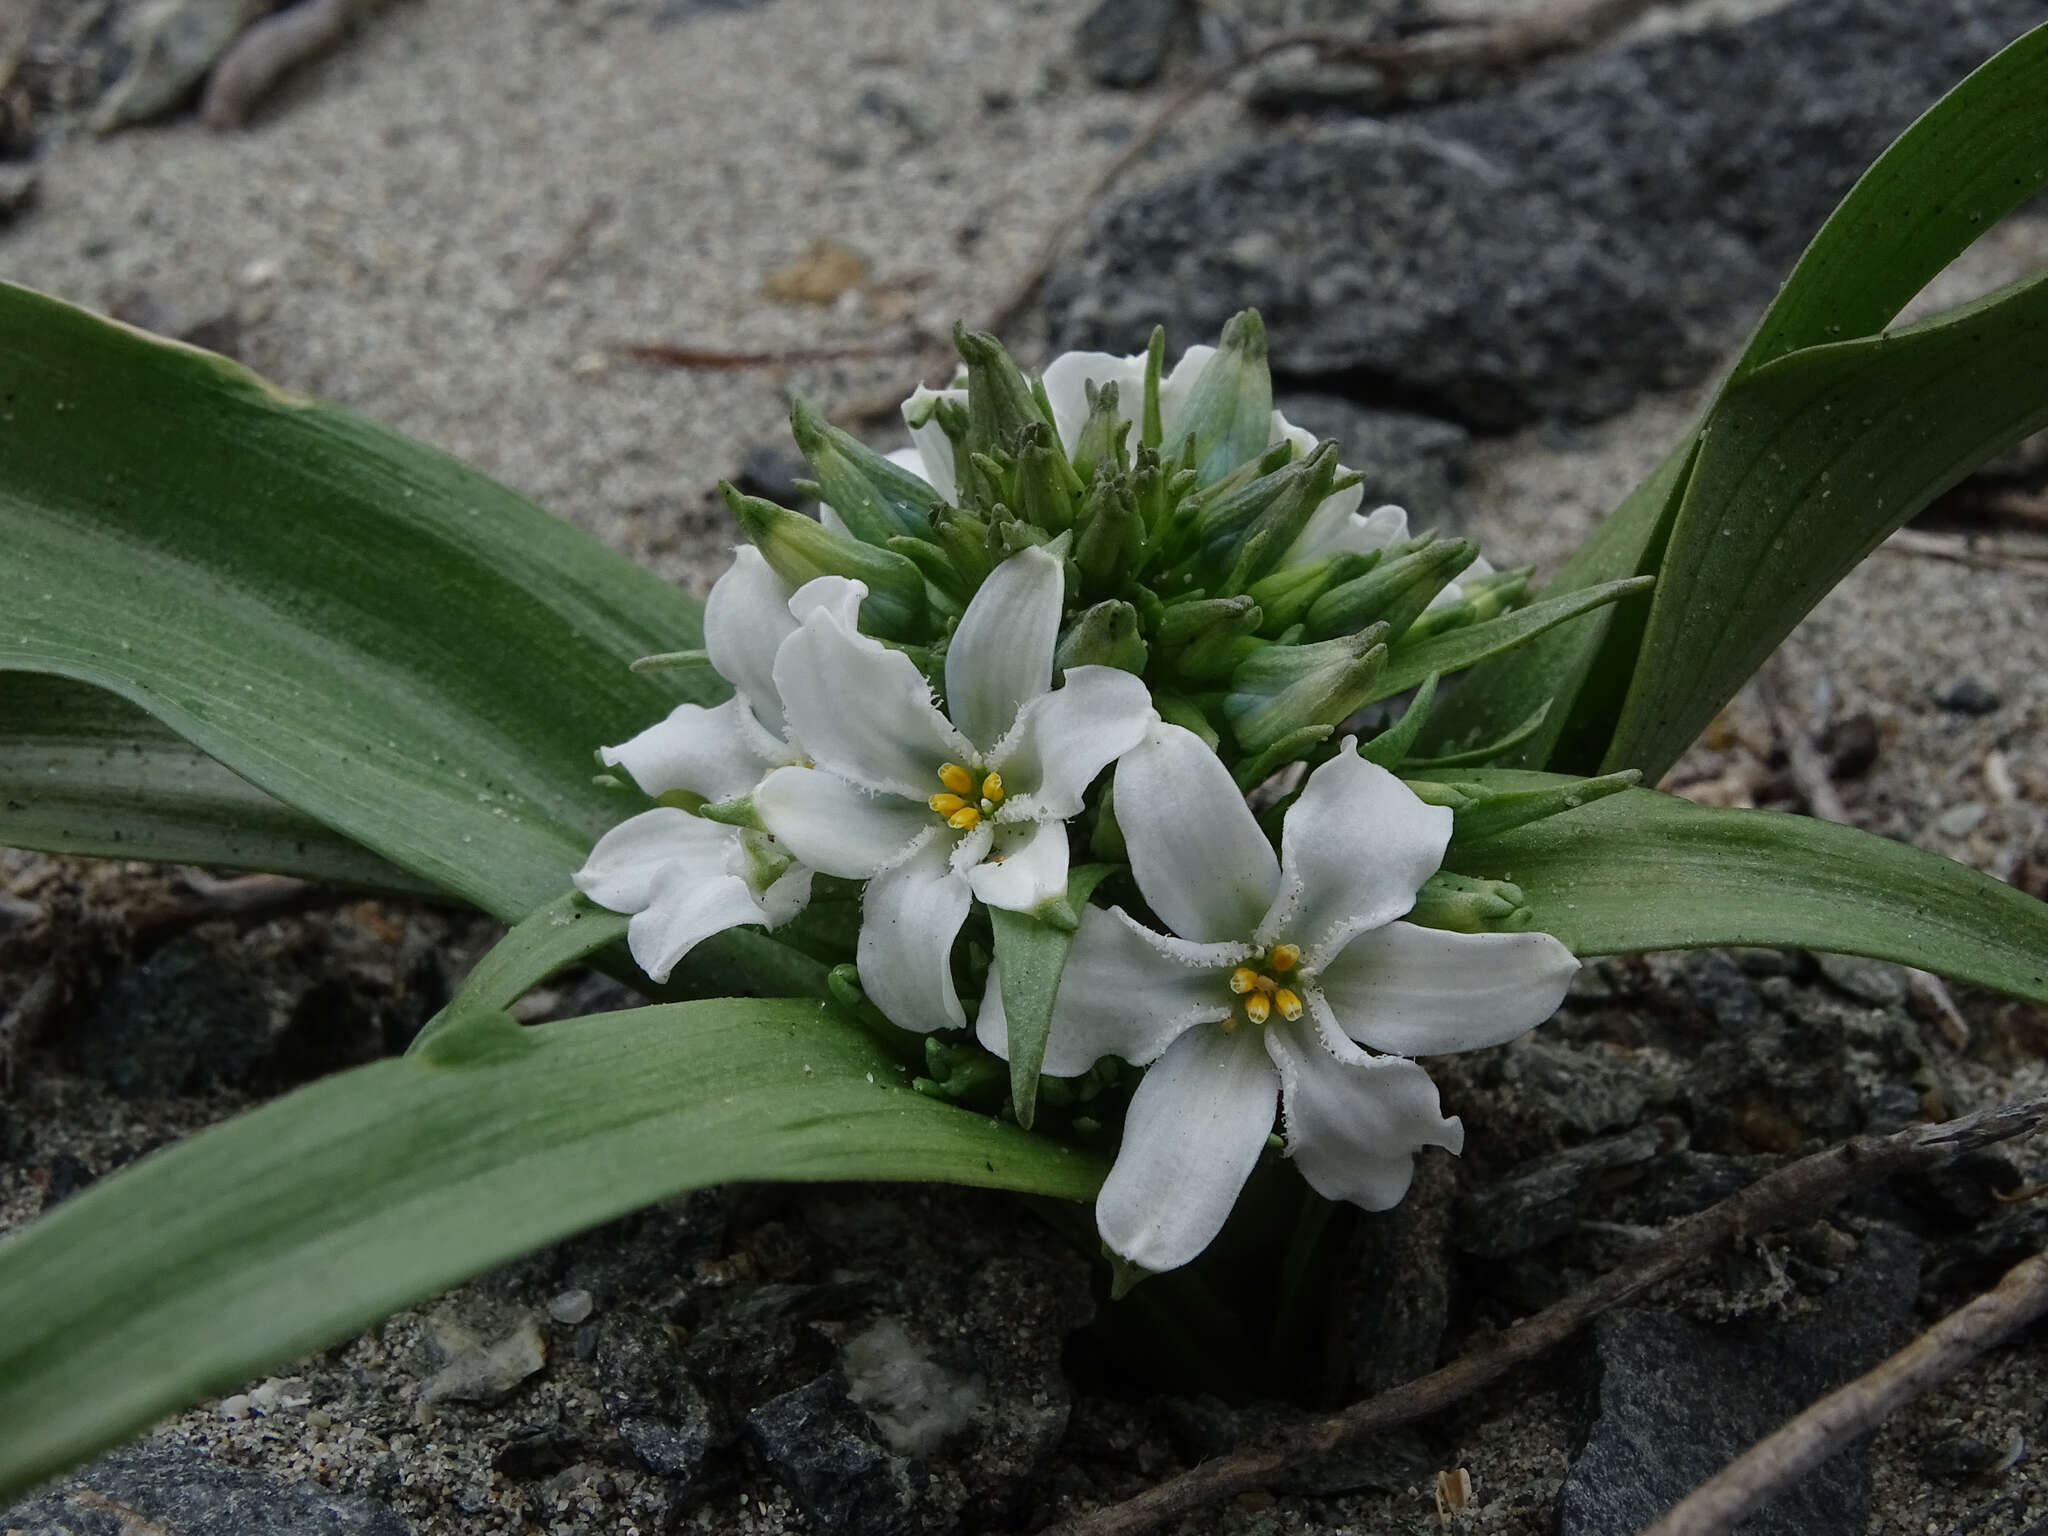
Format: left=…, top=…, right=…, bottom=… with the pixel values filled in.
left=1, top=17, right=2047, bottom=1501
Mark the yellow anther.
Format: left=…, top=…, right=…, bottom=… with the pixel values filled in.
left=1275, top=988, right=1304, bottom=1022
left=1268, top=943, right=1301, bottom=972
left=937, top=762, right=974, bottom=795
left=929, top=793, right=966, bottom=816
left=1243, top=992, right=1272, bottom=1026
left=947, top=806, right=982, bottom=831
left=1229, top=967, right=1259, bottom=995
left=981, top=771, right=1004, bottom=803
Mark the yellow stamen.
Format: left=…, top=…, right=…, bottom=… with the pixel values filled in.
left=1268, top=943, right=1301, bottom=972
left=929, top=793, right=966, bottom=816
left=1275, top=988, right=1304, bottom=1021
left=1229, top=967, right=1259, bottom=995
left=937, top=762, right=974, bottom=795
left=981, top=772, right=1004, bottom=803
left=1243, top=992, right=1271, bottom=1026
left=947, top=806, right=982, bottom=831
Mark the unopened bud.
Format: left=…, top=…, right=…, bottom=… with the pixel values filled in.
left=1306, top=538, right=1477, bottom=642
left=1056, top=600, right=1149, bottom=676
left=723, top=484, right=928, bottom=640
left=1223, top=627, right=1389, bottom=755
left=789, top=398, right=936, bottom=545
left=1161, top=310, right=1273, bottom=487
left=1404, top=871, right=1532, bottom=933
left=1246, top=551, right=1378, bottom=635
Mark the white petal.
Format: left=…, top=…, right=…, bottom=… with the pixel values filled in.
left=819, top=501, right=851, bottom=537
left=968, top=816, right=1070, bottom=913
left=1155, top=343, right=1216, bottom=431
left=858, top=833, right=972, bottom=1035
left=1265, top=1017, right=1463, bottom=1210
left=982, top=905, right=1243, bottom=1076
left=949, top=817, right=995, bottom=876
left=886, top=444, right=929, bottom=479
left=754, top=859, right=816, bottom=928
left=753, top=765, right=930, bottom=879
left=1270, top=413, right=1318, bottom=459
left=574, top=807, right=735, bottom=914
left=773, top=604, right=971, bottom=797
left=599, top=696, right=783, bottom=803
left=1286, top=498, right=1405, bottom=569
left=787, top=574, right=866, bottom=630
left=1094, top=1022, right=1278, bottom=1274
left=704, top=546, right=798, bottom=737
left=1259, top=740, right=1451, bottom=964
left=902, top=385, right=966, bottom=505
left=945, top=546, right=1063, bottom=752
left=1039, top=350, right=1148, bottom=455
left=1314, top=921, right=1578, bottom=1056
left=992, top=665, right=1156, bottom=820
left=627, top=864, right=772, bottom=984
left=1113, top=723, right=1278, bottom=944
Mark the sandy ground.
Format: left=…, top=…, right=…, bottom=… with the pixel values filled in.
left=4, top=0, right=2048, bottom=1532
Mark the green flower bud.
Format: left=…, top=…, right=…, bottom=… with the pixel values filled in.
left=1404, top=871, right=1533, bottom=933
left=722, top=483, right=928, bottom=640
left=1056, top=600, right=1149, bottom=675
left=1162, top=310, right=1273, bottom=487
left=698, top=791, right=762, bottom=829
left=955, top=323, right=1058, bottom=463
left=887, top=534, right=970, bottom=605
left=1306, top=538, right=1477, bottom=642
left=930, top=506, right=995, bottom=590
left=917, top=1035, right=1007, bottom=1107
left=1444, top=769, right=1641, bottom=845
left=1222, top=445, right=1347, bottom=590
left=1167, top=596, right=1264, bottom=682
left=1073, top=473, right=1144, bottom=592
left=788, top=398, right=936, bottom=544
left=1185, top=441, right=1302, bottom=561
left=1246, top=551, right=1378, bottom=636
left=1140, top=325, right=1167, bottom=450
left=1399, top=564, right=1534, bottom=642
left=1222, top=626, right=1389, bottom=755
left=1157, top=593, right=1258, bottom=649
left=1071, top=379, right=1132, bottom=487
left=1014, top=422, right=1078, bottom=534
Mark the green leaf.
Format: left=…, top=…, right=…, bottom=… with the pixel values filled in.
left=1403, top=698, right=1551, bottom=770
left=0, top=997, right=1107, bottom=1500
left=1358, top=671, right=1438, bottom=769
left=0, top=671, right=434, bottom=893
left=990, top=863, right=1118, bottom=1130
left=1442, top=770, right=2048, bottom=1002
left=1369, top=576, right=1653, bottom=704
left=407, top=889, right=630, bottom=1055
left=0, top=282, right=713, bottom=920
left=1603, top=267, right=2048, bottom=778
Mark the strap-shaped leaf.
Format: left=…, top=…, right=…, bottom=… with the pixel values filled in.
left=0, top=672, right=433, bottom=893
left=1440, top=770, right=2048, bottom=1002
left=0, top=282, right=712, bottom=919
left=989, top=863, right=1117, bottom=1129
left=1367, top=576, right=1653, bottom=703
left=1603, top=267, right=2048, bottom=777
left=0, top=997, right=1108, bottom=1501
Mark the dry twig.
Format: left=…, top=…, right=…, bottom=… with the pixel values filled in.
left=612, top=338, right=926, bottom=371
left=202, top=0, right=375, bottom=131
left=1040, top=1096, right=2048, bottom=1536
left=1643, top=1250, right=2048, bottom=1536
left=1755, top=660, right=1848, bottom=825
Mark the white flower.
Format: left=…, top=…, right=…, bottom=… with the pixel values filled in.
left=574, top=550, right=863, bottom=982
left=980, top=722, right=1577, bottom=1274
left=753, top=545, right=1156, bottom=1035
left=1039, top=346, right=1492, bottom=602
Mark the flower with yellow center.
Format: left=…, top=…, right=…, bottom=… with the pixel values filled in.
left=978, top=722, right=1579, bottom=1276
left=753, top=545, right=1156, bottom=1036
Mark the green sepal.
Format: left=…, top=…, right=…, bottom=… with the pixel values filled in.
left=698, top=792, right=763, bottom=830
left=1154, top=693, right=1221, bottom=749
left=1015, top=422, right=1079, bottom=534
left=1141, top=326, right=1166, bottom=450
left=1404, top=871, right=1532, bottom=933
left=991, top=863, right=1118, bottom=1129
left=788, top=398, right=936, bottom=544
left=1357, top=672, right=1439, bottom=769
left=887, top=534, right=972, bottom=603
left=1107, top=1246, right=1155, bottom=1301
left=1222, top=626, right=1388, bottom=756
left=1233, top=724, right=1335, bottom=790
left=1056, top=601, right=1149, bottom=676
left=1399, top=564, right=1535, bottom=643
left=1163, top=309, right=1273, bottom=487
left=1073, top=472, right=1145, bottom=593
left=930, top=506, right=995, bottom=591
left=955, top=323, right=1058, bottom=464
left=1072, top=379, right=1133, bottom=486
left=722, top=484, right=928, bottom=640
left=1245, top=551, right=1377, bottom=636
left=626, top=647, right=718, bottom=685
left=1306, top=538, right=1476, bottom=642
left=1222, top=444, right=1344, bottom=591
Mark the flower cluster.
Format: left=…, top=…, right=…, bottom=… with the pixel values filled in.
left=578, top=316, right=1612, bottom=1277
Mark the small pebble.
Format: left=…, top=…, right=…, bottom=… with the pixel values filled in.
left=548, top=1288, right=595, bottom=1325
left=217, top=1394, right=251, bottom=1421
left=1935, top=802, right=1987, bottom=838
left=1935, top=679, right=2002, bottom=715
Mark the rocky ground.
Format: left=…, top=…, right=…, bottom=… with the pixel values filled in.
left=4, top=0, right=2048, bottom=1533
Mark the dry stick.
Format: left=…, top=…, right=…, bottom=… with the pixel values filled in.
left=1040, top=1095, right=2048, bottom=1536
left=981, top=0, right=1661, bottom=343
left=201, top=0, right=374, bottom=131
left=1643, top=1250, right=2048, bottom=1536
left=1755, top=659, right=1848, bottom=826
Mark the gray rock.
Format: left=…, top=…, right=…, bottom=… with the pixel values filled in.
left=419, top=1314, right=547, bottom=1404
left=1499, top=1038, right=1658, bottom=1138
left=596, top=1313, right=723, bottom=1486
left=1347, top=1149, right=1455, bottom=1394
left=736, top=443, right=814, bottom=509
left=1813, top=953, right=1909, bottom=1009
left=744, top=1373, right=922, bottom=1536
left=1683, top=949, right=1764, bottom=1038
left=1458, top=1120, right=1674, bottom=1259
left=0, top=167, right=38, bottom=228
left=70, top=937, right=270, bottom=1098
left=1272, top=392, right=1470, bottom=529
left=1074, top=0, right=1192, bottom=90
left=842, top=1320, right=983, bottom=1458
left=94, top=0, right=271, bottom=132
left=1557, top=1226, right=1922, bottom=1536
left=1049, top=0, right=2046, bottom=426
left=1, top=1438, right=408, bottom=1535
left=1935, top=677, right=2003, bottom=715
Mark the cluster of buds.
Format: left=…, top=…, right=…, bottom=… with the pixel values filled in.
left=726, top=312, right=1531, bottom=792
